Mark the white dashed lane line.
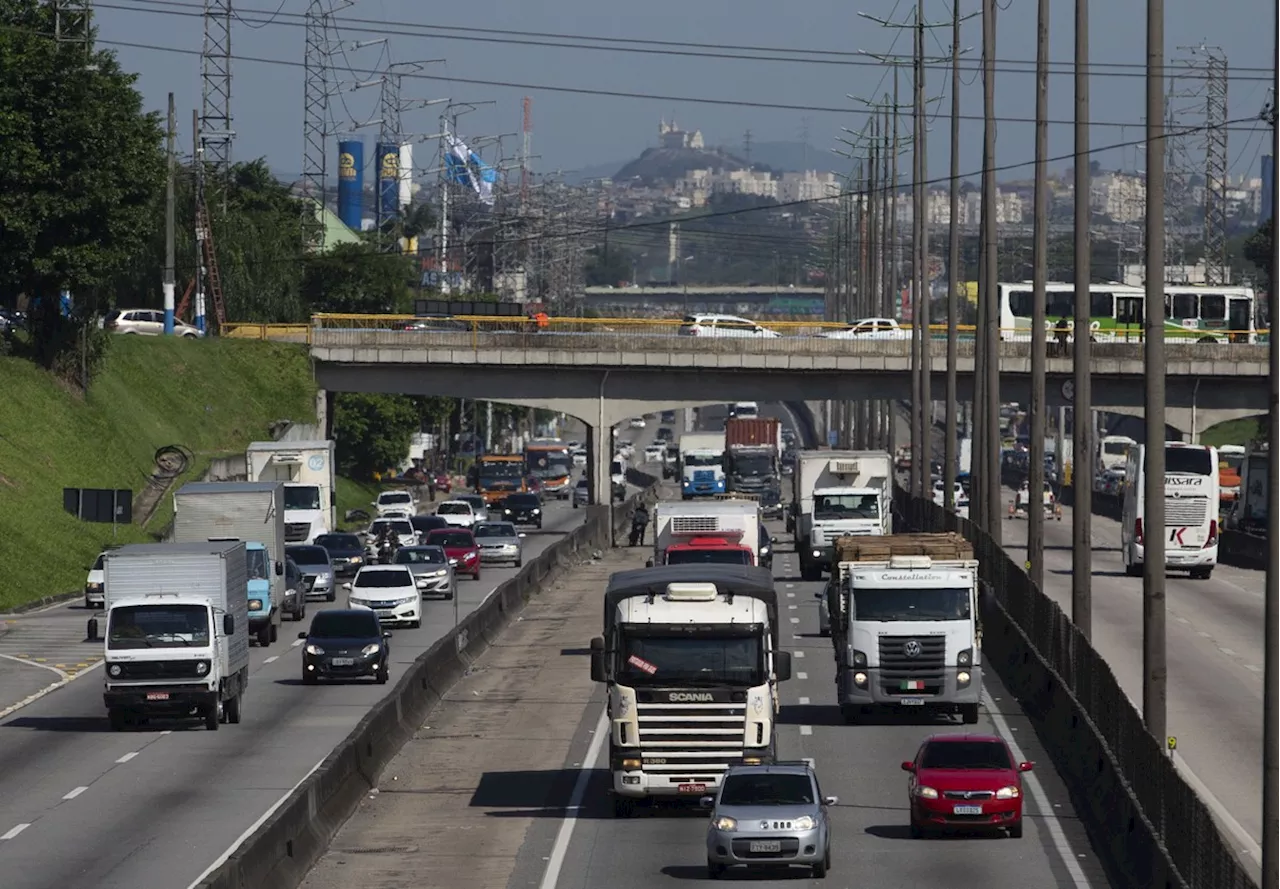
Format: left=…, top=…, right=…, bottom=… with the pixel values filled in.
left=794, top=651, right=804, bottom=658
left=1, top=824, right=30, bottom=840
left=798, top=696, right=810, bottom=705
left=62, top=786, right=88, bottom=800
left=263, top=656, right=279, bottom=664
left=800, top=726, right=813, bottom=736
left=116, top=752, right=139, bottom=763
left=796, top=672, right=807, bottom=680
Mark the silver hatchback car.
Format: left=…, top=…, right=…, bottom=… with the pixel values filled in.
left=473, top=521, right=525, bottom=567
left=703, top=762, right=836, bottom=879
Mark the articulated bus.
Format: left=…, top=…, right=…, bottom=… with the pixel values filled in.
left=1120, top=442, right=1220, bottom=580
left=997, top=282, right=1260, bottom=343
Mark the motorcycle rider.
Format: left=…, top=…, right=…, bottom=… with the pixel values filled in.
left=629, top=502, right=650, bottom=547
left=376, top=527, right=398, bottom=563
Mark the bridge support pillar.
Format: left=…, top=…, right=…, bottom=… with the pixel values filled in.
left=588, top=422, right=611, bottom=507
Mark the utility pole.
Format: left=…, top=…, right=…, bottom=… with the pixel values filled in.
left=164, top=93, right=176, bottom=336
left=192, top=109, right=207, bottom=334
left=866, top=120, right=881, bottom=449
left=1026, top=0, right=1050, bottom=591
left=981, top=0, right=1002, bottom=543
left=1142, top=0, right=1168, bottom=745
left=1071, top=0, right=1093, bottom=639
left=1263, top=58, right=1279, bottom=886
left=943, top=1, right=964, bottom=514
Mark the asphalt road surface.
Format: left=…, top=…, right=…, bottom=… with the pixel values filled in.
left=0, top=496, right=591, bottom=889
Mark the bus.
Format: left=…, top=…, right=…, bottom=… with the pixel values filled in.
left=997, top=282, right=1260, bottom=344
left=473, top=454, right=528, bottom=504
left=1120, top=442, right=1220, bottom=580
left=525, top=440, right=573, bottom=500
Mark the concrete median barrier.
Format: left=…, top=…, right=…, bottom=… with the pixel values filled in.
left=195, top=470, right=660, bottom=889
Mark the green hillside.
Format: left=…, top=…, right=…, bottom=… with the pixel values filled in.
left=0, top=337, right=317, bottom=611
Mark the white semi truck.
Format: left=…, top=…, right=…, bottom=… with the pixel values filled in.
left=102, top=541, right=251, bottom=732
left=824, top=533, right=981, bottom=724
left=245, top=440, right=337, bottom=544
left=590, top=565, right=791, bottom=817
left=679, top=432, right=727, bottom=499
left=648, top=500, right=761, bottom=567
left=790, top=450, right=894, bottom=580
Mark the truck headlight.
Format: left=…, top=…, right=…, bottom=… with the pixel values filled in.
left=713, top=816, right=738, bottom=831
left=957, top=671, right=971, bottom=685
left=852, top=650, right=867, bottom=667
left=195, top=661, right=209, bottom=676
left=108, top=664, right=122, bottom=677
left=957, top=648, right=972, bottom=667
left=248, top=600, right=263, bottom=612
left=853, top=672, right=868, bottom=686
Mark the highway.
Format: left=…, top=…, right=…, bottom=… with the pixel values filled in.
left=0, top=494, right=591, bottom=889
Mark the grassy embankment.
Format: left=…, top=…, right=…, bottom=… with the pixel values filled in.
left=0, top=336, right=318, bottom=611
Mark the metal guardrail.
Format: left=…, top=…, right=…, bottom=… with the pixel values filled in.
left=223, top=323, right=313, bottom=343
left=895, top=485, right=1259, bottom=889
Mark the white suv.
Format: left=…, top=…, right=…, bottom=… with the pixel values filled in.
left=436, top=500, right=478, bottom=528
left=677, top=313, right=780, bottom=338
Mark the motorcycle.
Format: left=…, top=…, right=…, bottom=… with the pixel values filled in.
left=377, top=538, right=399, bottom=564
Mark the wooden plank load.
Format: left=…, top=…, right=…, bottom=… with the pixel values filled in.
left=832, top=532, right=974, bottom=565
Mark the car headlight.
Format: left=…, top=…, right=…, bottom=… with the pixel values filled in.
left=86, top=582, right=102, bottom=590
left=713, top=816, right=737, bottom=831
left=792, top=815, right=816, bottom=831
left=504, top=508, right=512, bottom=514
left=812, top=549, right=822, bottom=558
left=361, top=644, right=381, bottom=656
left=397, top=596, right=417, bottom=606
left=995, top=785, right=1020, bottom=799
left=449, top=558, right=458, bottom=565
left=305, top=644, right=324, bottom=655
left=350, top=555, right=362, bottom=563
left=248, top=600, right=263, bottom=611
left=532, top=508, right=541, bottom=514
left=916, top=786, right=939, bottom=799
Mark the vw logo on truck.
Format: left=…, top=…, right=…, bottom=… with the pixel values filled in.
left=902, top=640, right=922, bottom=658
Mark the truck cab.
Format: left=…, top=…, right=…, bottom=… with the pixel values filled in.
left=591, top=566, right=791, bottom=816
left=246, top=441, right=337, bottom=544
left=680, top=432, right=728, bottom=499
left=244, top=541, right=279, bottom=647
left=793, top=452, right=894, bottom=580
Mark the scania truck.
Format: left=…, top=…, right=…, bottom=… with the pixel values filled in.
left=791, top=450, right=893, bottom=580
left=679, top=432, right=727, bottom=499
left=245, top=440, right=336, bottom=544
left=648, top=500, right=761, bottom=567
left=102, top=541, right=250, bottom=731
left=824, top=533, right=981, bottom=725
left=590, top=565, right=791, bottom=816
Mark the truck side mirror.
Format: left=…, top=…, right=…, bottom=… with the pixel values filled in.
left=223, top=614, right=235, bottom=635
left=589, top=636, right=607, bottom=683
left=773, top=650, right=792, bottom=682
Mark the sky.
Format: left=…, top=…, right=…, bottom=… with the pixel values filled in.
left=94, top=0, right=1275, bottom=188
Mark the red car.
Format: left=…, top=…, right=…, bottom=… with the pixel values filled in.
left=424, top=528, right=481, bottom=581
left=901, top=733, right=1032, bottom=838
left=433, top=472, right=452, bottom=494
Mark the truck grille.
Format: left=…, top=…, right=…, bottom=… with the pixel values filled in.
left=285, top=522, right=311, bottom=542
left=878, top=636, right=946, bottom=696
left=1164, top=495, right=1209, bottom=527
left=636, top=702, right=746, bottom=778
left=111, top=660, right=207, bottom=680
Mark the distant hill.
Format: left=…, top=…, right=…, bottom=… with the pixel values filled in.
left=565, top=139, right=838, bottom=186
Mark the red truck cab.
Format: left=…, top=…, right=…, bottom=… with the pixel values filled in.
left=662, top=534, right=755, bottom=566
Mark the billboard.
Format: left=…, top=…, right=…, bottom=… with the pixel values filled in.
left=337, top=140, right=364, bottom=230
left=376, top=142, right=399, bottom=223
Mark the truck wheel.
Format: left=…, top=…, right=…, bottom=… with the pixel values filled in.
left=225, top=694, right=242, bottom=725
left=257, top=625, right=271, bottom=647
left=840, top=704, right=860, bottom=725
left=270, top=624, right=279, bottom=643
left=107, top=708, right=127, bottom=732
left=87, top=618, right=99, bottom=642
left=960, top=704, right=979, bottom=725
left=204, top=706, right=219, bottom=731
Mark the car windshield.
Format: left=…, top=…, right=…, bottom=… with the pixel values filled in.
left=429, top=531, right=475, bottom=547
left=308, top=611, right=379, bottom=639
left=287, top=546, right=329, bottom=566
left=920, top=740, right=1013, bottom=770
left=852, top=587, right=970, bottom=621
left=395, top=548, right=446, bottom=565
left=379, top=492, right=412, bottom=505
left=107, top=604, right=210, bottom=650
left=92, top=553, right=106, bottom=571
left=475, top=524, right=516, bottom=539
left=720, top=773, right=815, bottom=806
left=284, top=486, right=321, bottom=510
left=814, top=493, right=879, bottom=519
left=246, top=548, right=269, bottom=580
left=665, top=549, right=752, bottom=565
left=438, top=503, right=471, bottom=515
left=354, top=570, right=413, bottom=588
left=506, top=494, right=539, bottom=507
left=315, top=534, right=361, bottom=551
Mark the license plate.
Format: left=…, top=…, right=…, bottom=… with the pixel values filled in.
left=330, top=657, right=355, bottom=666
left=900, top=697, right=925, bottom=706
left=145, top=692, right=169, bottom=701
left=677, top=783, right=706, bottom=793
left=953, top=804, right=983, bottom=815
left=749, top=841, right=782, bottom=853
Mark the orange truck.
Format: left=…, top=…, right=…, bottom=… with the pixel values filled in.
left=474, top=454, right=528, bottom=504
left=525, top=440, right=573, bottom=500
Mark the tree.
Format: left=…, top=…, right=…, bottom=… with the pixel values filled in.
left=0, top=0, right=165, bottom=377
left=585, top=246, right=633, bottom=287
left=301, top=243, right=415, bottom=315
left=333, top=393, right=421, bottom=479
left=1242, top=219, right=1273, bottom=291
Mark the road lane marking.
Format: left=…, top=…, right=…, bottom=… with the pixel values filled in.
left=983, top=692, right=1093, bottom=887
left=1, top=824, right=30, bottom=840
left=539, top=708, right=609, bottom=889
left=799, top=696, right=810, bottom=705
left=116, top=752, right=139, bottom=763
left=794, top=651, right=804, bottom=658
left=62, top=786, right=89, bottom=800
left=262, top=656, right=279, bottom=664
left=788, top=604, right=797, bottom=610
left=800, top=725, right=813, bottom=736
left=291, top=639, right=305, bottom=648
left=797, top=672, right=807, bottom=680
left=790, top=617, right=800, bottom=624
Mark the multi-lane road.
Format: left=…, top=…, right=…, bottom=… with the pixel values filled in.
left=0, top=494, right=592, bottom=889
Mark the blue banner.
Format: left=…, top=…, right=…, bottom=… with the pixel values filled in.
left=337, top=140, right=364, bottom=230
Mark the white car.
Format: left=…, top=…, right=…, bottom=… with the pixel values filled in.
left=644, top=445, right=665, bottom=463
left=344, top=566, right=421, bottom=628
left=436, top=500, right=478, bottom=527
left=379, top=507, right=414, bottom=520
left=366, top=517, right=418, bottom=549
left=676, top=313, right=781, bottom=338
left=817, top=317, right=908, bottom=340
left=103, top=308, right=203, bottom=338
left=374, top=490, right=417, bottom=517
left=629, top=417, right=646, bottom=429
left=84, top=551, right=109, bottom=610
left=571, top=447, right=588, bottom=467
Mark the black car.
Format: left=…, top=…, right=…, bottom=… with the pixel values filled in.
left=410, top=514, right=449, bottom=539
left=300, top=609, right=391, bottom=684
left=501, top=492, right=544, bottom=528
left=313, top=532, right=366, bottom=578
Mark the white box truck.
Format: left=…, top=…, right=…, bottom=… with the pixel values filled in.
left=679, top=431, right=727, bottom=498
left=790, top=450, right=894, bottom=580
left=102, top=541, right=250, bottom=732
left=173, top=481, right=290, bottom=645
left=825, top=534, right=982, bottom=725
left=245, top=440, right=337, bottom=544
left=648, top=500, right=762, bottom=567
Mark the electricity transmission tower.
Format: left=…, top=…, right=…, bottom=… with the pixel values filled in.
left=1172, top=44, right=1230, bottom=284
left=200, top=0, right=233, bottom=179
left=301, top=0, right=342, bottom=251
left=51, top=0, right=92, bottom=58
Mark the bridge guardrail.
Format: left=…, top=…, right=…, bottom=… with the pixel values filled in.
left=894, top=485, right=1259, bottom=889
left=195, top=470, right=661, bottom=889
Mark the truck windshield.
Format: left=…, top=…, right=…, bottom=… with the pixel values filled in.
left=246, top=548, right=269, bottom=580
left=284, top=486, right=322, bottom=510
left=618, top=634, right=763, bottom=686
left=814, top=493, right=879, bottom=519
left=666, top=549, right=752, bottom=565
left=107, top=604, right=210, bottom=649
left=852, top=587, right=970, bottom=621
left=684, top=454, right=721, bottom=467
left=732, top=455, right=773, bottom=476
